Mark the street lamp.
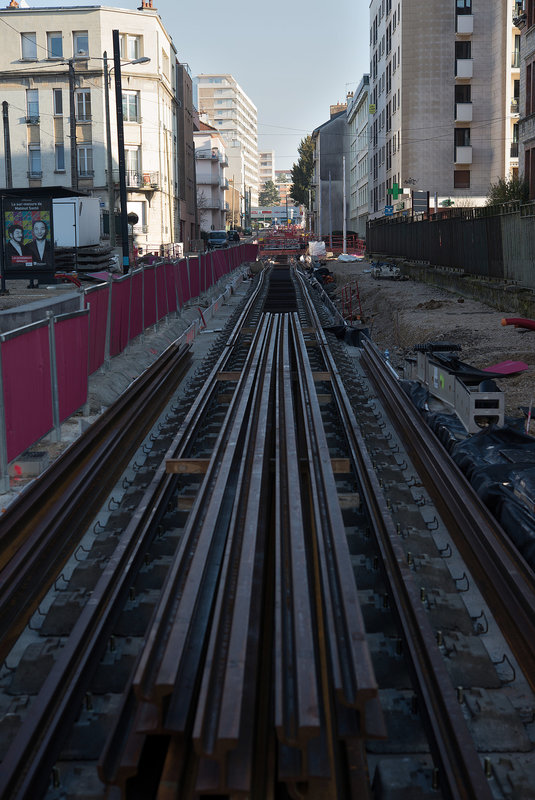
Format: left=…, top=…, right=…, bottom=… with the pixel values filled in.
left=103, top=41, right=150, bottom=261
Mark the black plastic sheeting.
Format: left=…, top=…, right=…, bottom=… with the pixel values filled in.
left=400, top=380, right=535, bottom=567
left=324, top=325, right=370, bottom=346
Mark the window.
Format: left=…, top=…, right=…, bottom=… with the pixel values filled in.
left=21, top=32, right=37, bottom=59
left=47, top=32, right=62, bottom=59
left=26, top=89, right=39, bottom=119
left=125, top=146, right=140, bottom=182
left=75, top=89, right=91, bottom=121
left=53, top=88, right=63, bottom=116
left=77, top=145, right=93, bottom=176
left=122, top=91, right=140, bottom=122
left=455, top=128, right=471, bottom=147
left=455, top=84, right=471, bottom=103
left=454, top=170, right=470, bottom=188
left=120, top=34, right=141, bottom=60
left=527, top=61, right=535, bottom=116
left=456, top=0, right=471, bottom=14
left=455, top=41, right=471, bottom=60
left=55, top=144, right=65, bottom=171
left=528, top=0, right=535, bottom=29
left=28, top=145, right=41, bottom=176
left=73, top=31, right=88, bottom=57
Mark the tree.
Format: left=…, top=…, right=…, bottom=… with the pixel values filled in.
left=290, top=135, right=314, bottom=207
left=258, top=180, right=280, bottom=207
left=486, top=174, right=529, bottom=206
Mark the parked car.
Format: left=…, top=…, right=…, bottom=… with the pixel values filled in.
left=227, top=229, right=240, bottom=243
left=207, top=230, right=229, bottom=250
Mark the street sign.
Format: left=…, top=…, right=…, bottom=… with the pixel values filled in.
left=412, top=190, right=429, bottom=214
left=384, top=205, right=393, bottom=216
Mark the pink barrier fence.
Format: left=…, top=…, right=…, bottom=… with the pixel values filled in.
left=55, top=312, right=90, bottom=423
left=0, top=243, right=258, bottom=483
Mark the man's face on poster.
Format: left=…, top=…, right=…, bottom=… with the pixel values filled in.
left=11, top=227, right=23, bottom=244
left=33, top=221, right=47, bottom=241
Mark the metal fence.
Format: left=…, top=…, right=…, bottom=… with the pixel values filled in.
left=367, top=202, right=535, bottom=288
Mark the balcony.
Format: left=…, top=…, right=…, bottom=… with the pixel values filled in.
left=195, top=148, right=220, bottom=160
left=511, top=142, right=519, bottom=158
left=27, top=170, right=42, bottom=178
left=511, top=98, right=520, bottom=114
left=456, top=59, right=473, bottom=79
left=455, top=102, right=472, bottom=122
left=456, top=14, right=473, bottom=34
left=125, top=170, right=160, bottom=189
left=220, top=177, right=229, bottom=189
left=79, top=170, right=94, bottom=178
left=25, top=115, right=40, bottom=125
left=455, top=145, right=472, bottom=164
left=511, top=53, right=521, bottom=69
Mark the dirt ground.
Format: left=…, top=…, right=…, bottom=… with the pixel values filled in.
left=327, top=258, right=535, bottom=419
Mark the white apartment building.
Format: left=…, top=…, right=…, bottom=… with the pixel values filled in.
left=368, top=0, right=520, bottom=219
left=0, top=1, right=183, bottom=252
left=194, top=122, right=229, bottom=232
left=195, top=74, right=259, bottom=207
left=258, top=150, right=275, bottom=188
left=346, top=75, right=370, bottom=238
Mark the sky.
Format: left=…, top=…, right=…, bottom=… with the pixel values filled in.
left=25, top=0, right=371, bottom=171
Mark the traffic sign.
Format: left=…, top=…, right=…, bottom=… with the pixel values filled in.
left=384, top=205, right=393, bottom=216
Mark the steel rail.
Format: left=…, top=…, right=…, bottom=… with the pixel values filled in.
left=295, top=271, right=494, bottom=800
left=361, top=337, right=535, bottom=693
left=132, top=316, right=275, bottom=721
left=274, top=314, right=324, bottom=779
left=192, top=315, right=279, bottom=794
left=0, top=340, right=192, bottom=664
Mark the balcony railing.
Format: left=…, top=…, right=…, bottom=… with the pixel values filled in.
left=79, top=169, right=94, bottom=178
left=456, top=14, right=473, bottom=34
left=511, top=98, right=520, bottom=114
left=27, top=170, right=42, bottom=178
left=455, top=102, right=473, bottom=122
left=455, top=58, right=473, bottom=78
left=510, top=142, right=519, bottom=158
left=125, top=170, right=160, bottom=188
left=454, top=145, right=472, bottom=164
left=195, top=149, right=220, bottom=160
left=25, top=115, right=40, bottom=124
left=512, top=53, right=521, bottom=68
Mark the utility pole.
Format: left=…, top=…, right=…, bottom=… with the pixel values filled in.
left=2, top=102, right=12, bottom=188
left=103, top=52, right=116, bottom=247
left=342, top=155, right=347, bottom=254
left=328, top=170, right=332, bottom=249
left=112, top=29, right=129, bottom=273
left=68, top=59, right=78, bottom=191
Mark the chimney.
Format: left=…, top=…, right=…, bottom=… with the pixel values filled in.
left=7, top=0, right=19, bottom=7
left=138, top=0, right=156, bottom=9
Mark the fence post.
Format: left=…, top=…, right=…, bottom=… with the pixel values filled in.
left=47, top=311, right=61, bottom=443
left=154, top=264, right=159, bottom=331
left=211, top=250, right=215, bottom=288
left=104, top=274, right=113, bottom=367
left=186, top=256, right=191, bottom=302
left=0, top=339, right=9, bottom=493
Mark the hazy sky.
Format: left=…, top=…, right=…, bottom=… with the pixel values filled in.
left=26, top=0, right=370, bottom=171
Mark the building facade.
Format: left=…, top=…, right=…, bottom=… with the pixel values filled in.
left=258, top=150, right=275, bottom=188
left=0, top=1, right=191, bottom=253
left=346, top=76, right=370, bottom=238
left=311, top=108, right=350, bottom=238
left=368, top=0, right=519, bottom=219
left=195, top=74, right=259, bottom=207
left=194, top=122, right=228, bottom=232
left=519, top=0, right=535, bottom=197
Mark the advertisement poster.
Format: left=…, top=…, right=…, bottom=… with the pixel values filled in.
left=2, top=197, right=55, bottom=275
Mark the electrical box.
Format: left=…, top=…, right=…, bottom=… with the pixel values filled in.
left=53, top=197, right=101, bottom=248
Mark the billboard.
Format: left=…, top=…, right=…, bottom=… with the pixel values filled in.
left=2, top=196, right=55, bottom=278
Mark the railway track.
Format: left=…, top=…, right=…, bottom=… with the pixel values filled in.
left=0, top=261, right=534, bottom=799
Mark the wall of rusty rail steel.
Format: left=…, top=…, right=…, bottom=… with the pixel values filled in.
left=361, top=336, right=535, bottom=696
left=294, top=269, right=495, bottom=800
left=0, top=340, right=193, bottom=667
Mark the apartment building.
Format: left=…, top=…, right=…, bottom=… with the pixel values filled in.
left=518, top=0, right=535, bottom=197
left=275, top=169, right=293, bottom=207
left=0, top=1, right=192, bottom=252
left=195, top=74, right=259, bottom=207
left=258, top=150, right=275, bottom=188
left=346, top=76, right=370, bottom=237
left=311, top=108, right=350, bottom=238
left=368, top=0, right=519, bottom=219
left=193, top=121, right=229, bottom=232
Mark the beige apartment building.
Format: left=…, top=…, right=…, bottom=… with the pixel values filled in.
left=0, top=1, right=194, bottom=252
left=368, top=0, right=520, bottom=219
left=258, top=150, right=275, bottom=188
left=194, top=121, right=229, bottom=232
left=346, top=76, right=370, bottom=237
left=196, top=74, right=259, bottom=208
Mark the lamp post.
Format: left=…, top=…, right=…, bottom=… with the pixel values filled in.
left=111, top=30, right=150, bottom=273
left=103, top=50, right=149, bottom=249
